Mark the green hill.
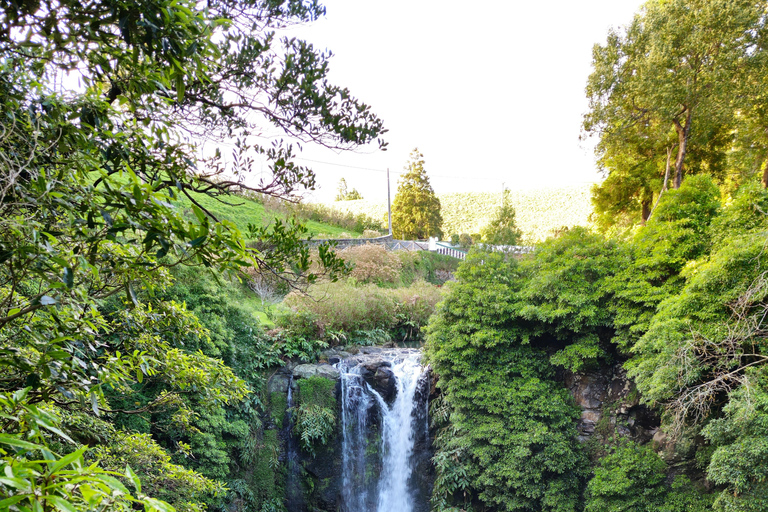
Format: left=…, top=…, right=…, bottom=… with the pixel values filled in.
left=173, top=191, right=362, bottom=238
left=318, top=184, right=594, bottom=242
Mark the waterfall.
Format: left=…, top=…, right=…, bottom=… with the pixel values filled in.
left=284, top=376, right=303, bottom=511
left=338, top=349, right=430, bottom=512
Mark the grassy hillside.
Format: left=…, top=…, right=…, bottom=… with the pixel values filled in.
left=173, top=191, right=362, bottom=238
left=318, top=184, right=594, bottom=242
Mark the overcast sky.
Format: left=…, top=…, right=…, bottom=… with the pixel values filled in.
left=271, top=0, right=646, bottom=202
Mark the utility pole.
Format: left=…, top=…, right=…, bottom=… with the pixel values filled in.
left=387, top=168, right=393, bottom=236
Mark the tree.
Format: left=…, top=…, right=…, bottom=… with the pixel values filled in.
left=391, top=149, right=443, bottom=239
left=335, top=177, right=363, bottom=200
left=0, top=0, right=384, bottom=509
left=583, top=0, right=766, bottom=226
left=481, top=189, right=522, bottom=246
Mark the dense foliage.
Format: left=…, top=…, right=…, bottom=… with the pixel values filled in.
left=427, top=173, right=768, bottom=511
left=282, top=246, right=457, bottom=343
left=583, top=0, right=768, bottom=227
left=0, top=0, right=385, bottom=509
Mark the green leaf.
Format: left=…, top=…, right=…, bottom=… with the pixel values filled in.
left=0, top=434, right=45, bottom=451
left=188, top=236, right=206, bottom=247
left=125, top=465, right=141, bottom=493
left=176, top=74, right=185, bottom=102
left=191, top=204, right=205, bottom=224
left=143, top=496, right=176, bottom=512
left=0, top=477, right=30, bottom=491
left=49, top=446, right=86, bottom=474
left=91, top=473, right=129, bottom=495
left=0, top=495, right=27, bottom=508
left=46, top=495, right=78, bottom=512
left=63, top=268, right=74, bottom=289
left=90, top=392, right=100, bottom=416
left=128, top=283, right=139, bottom=306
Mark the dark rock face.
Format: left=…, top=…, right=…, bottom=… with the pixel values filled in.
left=565, top=364, right=659, bottom=444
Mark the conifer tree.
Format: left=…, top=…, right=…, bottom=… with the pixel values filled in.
left=391, top=149, right=443, bottom=239
left=482, top=189, right=522, bottom=246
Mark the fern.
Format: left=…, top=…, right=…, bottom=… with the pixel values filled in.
left=293, top=403, right=336, bottom=457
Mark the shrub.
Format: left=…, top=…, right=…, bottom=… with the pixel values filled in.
left=426, top=250, right=588, bottom=512
left=283, top=280, right=443, bottom=341
left=259, top=195, right=384, bottom=233
left=340, top=244, right=403, bottom=285
left=362, top=229, right=383, bottom=238
left=585, top=440, right=667, bottom=512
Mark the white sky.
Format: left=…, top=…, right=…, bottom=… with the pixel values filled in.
left=275, top=0, right=646, bottom=202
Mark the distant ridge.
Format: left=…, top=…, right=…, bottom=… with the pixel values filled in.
left=317, top=184, right=594, bottom=242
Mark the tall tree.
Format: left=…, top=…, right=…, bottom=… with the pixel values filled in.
left=391, top=149, right=443, bottom=240
left=335, top=177, right=363, bottom=200
left=481, top=189, right=522, bottom=246
left=0, top=0, right=384, bottom=509
left=583, top=0, right=767, bottom=225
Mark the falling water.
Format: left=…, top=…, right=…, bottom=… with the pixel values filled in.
left=284, top=376, right=303, bottom=511
left=338, top=349, right=430, bottom=512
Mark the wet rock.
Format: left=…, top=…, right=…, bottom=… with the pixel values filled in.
left=293, top=364, right=340, bottom=380
left=565, top=363, right=659, bottom=444
left=373, top=366, right=396, bottom=403
left=267, top=372, right=291, bottom=394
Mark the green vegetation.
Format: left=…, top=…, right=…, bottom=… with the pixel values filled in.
left=5, top=0, right=767, bottom=511
left=480, top=189, right=522, bottom=246
left=320, top=184, right=593, bottom=242
left=427, top=174, right=768, bottom=511
left=583, top=0, right=768, bottom=228
left=173, top=190, right=362, bottom=239
left=282, top=245, right=457, bottom=343
left=335, top=178, right=364, bottom=201
left=391, top=149, right=444, bottom=240
left=293, top=377, right=337, bottom=456
left=0, top=0, right=383, bottom=508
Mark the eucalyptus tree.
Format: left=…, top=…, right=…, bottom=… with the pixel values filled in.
left=0, top=0, right=385, bottom=509
left=583, top=0, right=767, bottom=226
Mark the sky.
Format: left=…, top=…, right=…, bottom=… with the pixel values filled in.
left=271, top=0, right=647, bottom=203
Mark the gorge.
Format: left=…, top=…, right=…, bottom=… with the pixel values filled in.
left=275, top=347, right=433, bottom=512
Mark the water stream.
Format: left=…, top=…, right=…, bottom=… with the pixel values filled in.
left=338, top=349, right=430, bottom=512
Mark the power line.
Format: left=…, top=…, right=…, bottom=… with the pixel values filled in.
left=294, top=157, right=503, bottom=181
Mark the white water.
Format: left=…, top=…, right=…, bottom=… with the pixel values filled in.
left=338, top=350, right=428, bottom=512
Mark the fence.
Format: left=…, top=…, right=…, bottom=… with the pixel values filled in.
left=304, top=236, right=532, bottom=260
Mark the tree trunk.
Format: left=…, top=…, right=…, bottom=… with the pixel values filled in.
left=673, top=109, right=693, bottom=189
left=641, top=198, right=651, bottom=224
left=762, top=156, right=768, bottom=189
left=647, top=145, right=675, bottom=224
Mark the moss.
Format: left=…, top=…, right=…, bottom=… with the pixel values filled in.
left=270, top=391, right=288, bottom=428
left=294, top=377, right=338, bottom=456
left=253, top=428, right=281, bottom=505
left=296, top=376, right=336, bottom=410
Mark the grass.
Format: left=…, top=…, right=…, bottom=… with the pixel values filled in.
left=173, top=190, right=362, bottom=238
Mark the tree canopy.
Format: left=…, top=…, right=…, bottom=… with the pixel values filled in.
left=0, top=0, right=384, bottom=509
left=583, top=0, right=768, bottom=227
left=391, top=149, right=443, bottom=240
